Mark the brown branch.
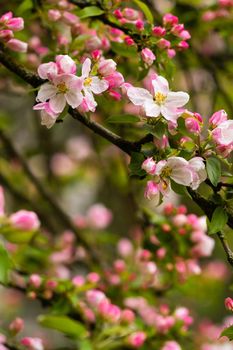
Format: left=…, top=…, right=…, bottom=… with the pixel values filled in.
left=217, top=231, right=233, bottom=267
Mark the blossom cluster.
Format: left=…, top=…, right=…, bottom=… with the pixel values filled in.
left=203, top=0, right=233, bottom=22
left=0, top=12, right=27, bottom=52
left=33, top=55, right=123, bottom=128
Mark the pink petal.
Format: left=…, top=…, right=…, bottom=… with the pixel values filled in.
left=90, top=77, right=109, bottom=94
left=82, top=58, right=91, bottom=78
left=152, top=76, right=169, bottom=95
left=166, top=91, right=189, bottom=108
left=84, top=90, right=97, bottom=112
left=56, top=55, right=76, bottom=74
left=38, top=62, right=58, bottom=80
left=160, top=105, right=180, bottom=122
left=37, top=83, right=57, bottom=102
left=127, top=87, right=152, bottom=106
left=49, top=94, right=66, bottom=113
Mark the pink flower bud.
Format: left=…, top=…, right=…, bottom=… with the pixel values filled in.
left=0, top=186, right=5, bottom=217
left=86, top=289, right=107, bottom=306
left=171, top=24, right=184, bottom=35
left=135, top=19, right=144, bottom=30
left=154, top=135, right=169, bottom=149
left=98, top=301, right=121, bottom=323
left=121, top=309, right=135, bottom=323
left=152, top=26, right=166, bottom=36
left=62, top=11, right=79, bottom=25
left=86, top=204, right=112, bottom=229
left=225, top=297, right=233, bottom=311
left=87, top=272, right=100, bottom=284
left=157, top=38, right=171, bottom=49
left=9, top=317, right=24, bottom=334
left=113, top=9, right=123, bottom=19
left=108, top=90, right=122, bottom=100
left=72, top=275, right=85, bottom=287
left=104, top=72, right=124, bottom=89
left=209, top=109, right=227, bottom=127
left=21, top=337, right=44, bottom=350
left=122, top=8, right=139, bottom=21
left=167, top=49, right=176, bottom=58
left=202, top=11, right=216, bottom=22
left=114, top=259, right=126, bottom=273
left=48, top=9, right=61, bottom=21
left=29, top=274, right=42, bottom=288
left=7, top=17, right=24, bottom=31
left=163, top=13, right=179, bottom=26
left=142, top=157, right=156, bottom=175
left=124, top=36, right=135, bottom=46
left=161, top=341, right=181, bottom=350
left=144, top=181, right=159, bottom=200
left=185, top=117, right=201, bottom=134
left=98, top=59, right=116, bottom=76
left=91, top=49, right=102, bottom=60
left=10, top=210, right=40, bottom=231
left=0, top=29, right=14, bottom=41
left=179, top=30, right=191, bottom=40
left=156, top=247, right=166, bottom=259
left=6, top=39, right=27, bottom=52
left=0, top=12, right=13, bottom=23
left=127, top=332, right=146, bottom=348
left=56, top=54, right=76, bottom=74
left=117, top=238, right=133, bottom=257
left=85, top=36, right=102, bottom=51
left=141, top=48, right=156, bottom=66
left=177, top=41, right=189, bottom=50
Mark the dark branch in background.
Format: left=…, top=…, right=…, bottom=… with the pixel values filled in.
left=0, top=129, right=101, bottom=265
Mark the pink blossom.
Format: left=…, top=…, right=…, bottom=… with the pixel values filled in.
left=56, top=55, right=76, bottom=74
left=225, top=297, right=233, bottom=311
left=163, top=13, right=179, bottom=26
left=152, top=26, right=166, bottom=36
left=209, top=109, right=228, bottom=127
left=185, top=117, right=201, bottom=134
left=157, top=39, right=171, bottom=49
left=142, top=157, right=156, bottom=175
left=6, top=39, right=27, bottom=52
left=177, top=41, right=189, bottom=50
left=167, top=49, right=176, bottom=58
left=98, top=59, right=116, bottom=76
left=21, top=337, right=43, bottom=350
left=127, top=75, right=189, bottom=122
left=144, top=181, right=160, bottom=203
left=141, top=48, right=156, bottom=66
left=0, top=29, right=13, bottom=41
left=29, top=274, right=42, bottom=288
left=127, top=332, right=146, bottom=348
left=98, top=300, right=121, bottom=323
left=192, top=235, right=215, bottom=257
left=156, top=157, right=193, bottom=187
left=124, top=36, right=135, bottom=46
left=0, top=12, right=24, bottom=31
left=86, top=289, right=107, bottom=306
left=72, top=275, right=85, bottom=287
left=87, top=272, right=100, bottom=283
left=48, top=9, right=62, bottom=21
left=212, top=120, right=233, bottom=147
left=188, top=157, right=207, bottom=190
left=9, top=318, right=24, bottom=333
left=0, top=186, right=5, bottom=217
left=104, top=71, right=124, bottom=89
left=135, top=20, right=144, bottom=30
left=122, top=8, right=139, bottom=21
left=86, top=203, right=112, bottom=229
left=162, top=341, right=181, bottom=350
left=117, top=238, right=133, bottom=257
left=121, top=309, right=135, bottom=323
left=10, top=210, right=40, bottom=231
left=36, top=74, right=83, bottom=114
left=33, top=102, right=59, bottom=128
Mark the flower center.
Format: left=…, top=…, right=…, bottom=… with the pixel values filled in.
left=84, top=77, right=92, bottom=87
left=160, top=166, right=172, bottom=178
left=57, top=82, right=68, bottom=94
left=154, top=92, right=166, bottom=105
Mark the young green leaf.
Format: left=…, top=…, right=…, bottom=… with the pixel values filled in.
left=220, top=325, right=233, bottom=341
left=111, top=42, right=137, bottom=58
left=206, top=157, right=221, bottom=187
left=129, top=152, right=146, bottom=177
left=133, top=0, right=154, bottom=23
left=77, top=6, right=104, bottom=19
left=107, top=114, right=140, bottom=124
left=38, top=315, right=88, bottom=338
left=209, top=206, right=228, bottom=234
left=0, top=244, right=13, bottom=285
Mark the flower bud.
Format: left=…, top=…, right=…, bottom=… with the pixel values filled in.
left=0, top=29, right=13, bottom=41
left=9, top=317, right=24, bottom=334
left=177, top=41, right=189, bottom=50
left=29, top=274, right=42, bottom=289
left=135, top=19, right=144, bottom=30
left=142, top=157, right=156, bottom=175
left=144, top=181, right=159, bottom=200
left=157, top=38, right=171, bottom=49
left=121, top=309, right=135, bottom=323
left=185, top=117, right=201, bottom=134
left=7, top=17, right=24, bottom=31
left=124, top=36, right=135, bottom=46
left=122, top=8, right=139, bottom=21
left=10, top=210, right=40, bottom=231
left=141, top=48, right=156, bottom=66
left=6, top=39, right=27, bottom=52
left=98, top=59, right=116, bottom=76
left=225, top=297, right=233, bottom=311
left=127, top=332, right=146, bottom=348
left=152, top=26, right=166, bottom=36
left=209, top=109, right=227, bottom=127
left=163, top=13, right=179, bottom=26
left=21, top=337, right=44, bottom=350
left=161, top=341, right=181, bottom=350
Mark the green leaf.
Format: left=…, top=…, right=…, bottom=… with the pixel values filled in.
left=79, top=340, right=93, bottom=350
left=206, top=157, right=221, bottom=187
left=2, top=230, right=36, bottom=244
left=77, top=6, right=104, bottom=19
left=129, top=152, right=146, bottom=177
left=107, top=114, right=140, bottom=124
left=111, top=42, right=137, bottom=58
left=16, top=0, right=33, bottom=15
left=133, top=0, right=154, bottom=23
left=171, top=180, right=191, bottom=198
left=0, top=244, right=13, bottom=285
left=220, top=325, right=233, bottom=341
left=38, top=315, right=88, bottom=338
left=209, top=206, right=228, bottom=234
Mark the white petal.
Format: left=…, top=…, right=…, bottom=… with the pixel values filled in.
left=82, top=58, right=91, bottom=78
left=167, top=157, right=189, bottom=169
left=90, top=76, right=109, bottom=94
left=49, top=94, right=66, bottom=113
left=160, top=105, right=180, bottom=122
left=41, top=111, right=57, bottom=129
left=152, top=75, right=169, bottom=95
left=84, top=90, right=97, bottom=112
left=166, top=91, right=189, bottom=108
left=144, top=100, right=161, bottom=117
left=65, top=91, right=83, bottom=108
left=38, top=62, right=58, bottom=80
left=127, top=87, right=152, bottom=106
left=37, top=83, right=57, bottom=102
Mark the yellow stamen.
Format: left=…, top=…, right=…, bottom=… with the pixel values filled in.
left=154, top=92, right=166, bottom=105
left=84, top=77, right=92, bottom=86
left=57, top=82, right=68, bottom=94
left=161, top=166, right=172, bottom=178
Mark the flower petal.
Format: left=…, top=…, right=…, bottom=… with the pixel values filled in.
left=41, top=111, right=57, bottom=129
left=127, top=87, right=152, bottom=106
left=160, top=105, right=181, bottom=122
left=37, top=83, right=57, bottom=102
left=152, top=75, right=169, bottom=95
left=166, top=91, right=189, bottom=108
left=90, top=76, right=109, bottom=94
left=38, top=62, right=58, bottom=80
left=144, top=100, right=161, bottom=118
left=82, top=58, right=91, bottom=78
left=65, top=91, right=83, bottom=108
left=84, top=90, right=97, bottom=112
left=49, top=94, right=66, bottom=113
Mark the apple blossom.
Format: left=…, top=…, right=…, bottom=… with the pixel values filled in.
left=188, top=157, right=207, bottom=190
left=225, top=297, right=233, bottom=311
left=127, top=75, right=189, bottom=122
left=209, top=109, right=228, bottom=127
left=21, top=337, right=43, bottom=350
left=212, top=120, right=233, bottom=148
left=127, top=331, right=146, bottom=348
left=141, top=48, right=156, bottom=66
left=162, top=341, right=181, bottom=350
left=6, top=39, right=27, bottom=52
left=10, top=210, right=40, bottom=231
